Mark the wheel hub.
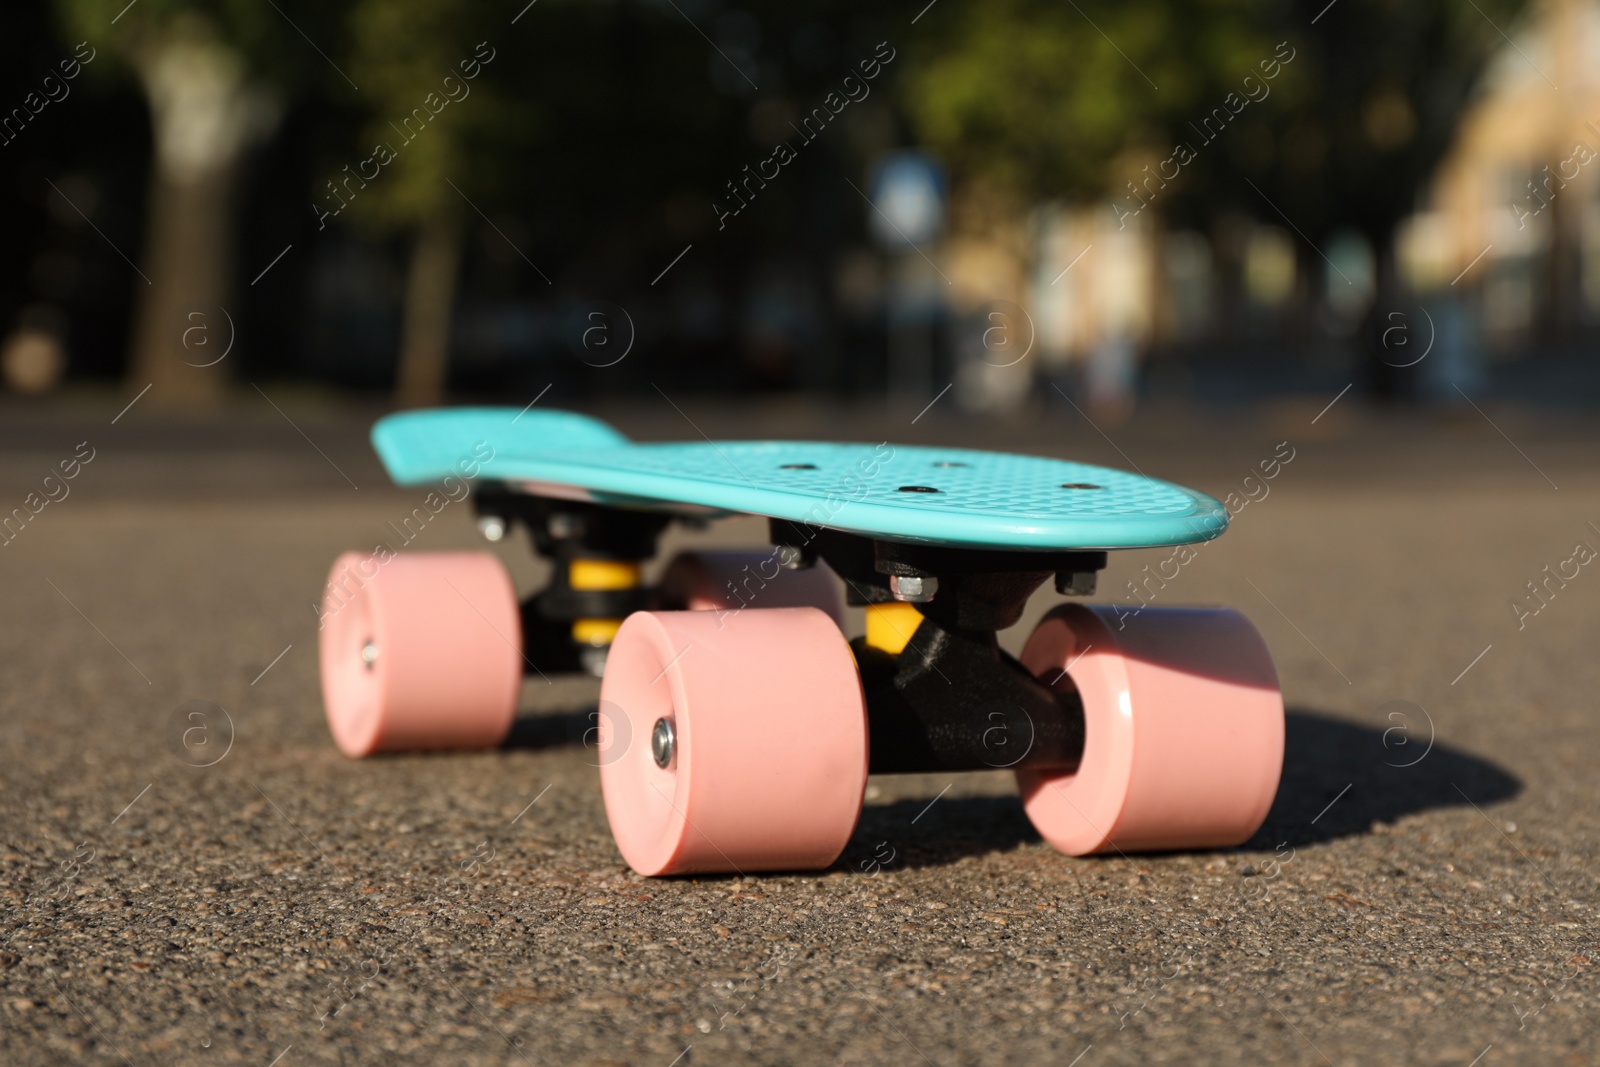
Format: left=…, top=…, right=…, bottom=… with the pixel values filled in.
left=651, top=717, right=676, bottom=768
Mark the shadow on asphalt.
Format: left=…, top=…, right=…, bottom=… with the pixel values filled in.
left=846, top=795, right=1041, bottom=873
left=502, top=706, right=1522, bottom=868
left=846, top=707, right=1521, bottom=869
left=1255, top=707, right=1522, bottom=848
left=505, top=710, right=597, bottom=751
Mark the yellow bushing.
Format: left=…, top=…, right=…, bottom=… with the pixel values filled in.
left=865, top=601, right=923, bottom=656
left=572, top=618, right=624, bottom=647
left=569, top=558, right=643, bottom=591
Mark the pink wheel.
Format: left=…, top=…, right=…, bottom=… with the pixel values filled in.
left=598, top=607, right=867, bottom=876
left=1017, top=604, right=1283, bottom=855
left=656, top=550, right=844, bottom=627
left=318, top=551, right=522, bottom=757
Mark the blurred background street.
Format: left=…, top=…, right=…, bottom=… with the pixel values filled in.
left=4, top=0, right=1600, bottom=1064
left=5, top=0, right=1600, bottom=414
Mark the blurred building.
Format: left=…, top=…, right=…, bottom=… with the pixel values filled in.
left=997, top=0, right=1600, bottom=417
left=1409, top=0, right=1600, bottom=345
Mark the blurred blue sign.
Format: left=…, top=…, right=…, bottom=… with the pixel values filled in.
left=868, top=151, right=945, bottom=249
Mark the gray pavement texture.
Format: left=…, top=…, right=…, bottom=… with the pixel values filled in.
left=2, top=393, right=1599, bottom=1066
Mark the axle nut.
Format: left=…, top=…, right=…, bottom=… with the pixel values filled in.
left=651, top=717, right=676, bottom=769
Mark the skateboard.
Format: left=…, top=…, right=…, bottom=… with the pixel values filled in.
left=319, top=407, right=1284, bottom=876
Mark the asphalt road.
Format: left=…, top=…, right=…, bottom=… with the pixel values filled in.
left=2, top=394, right=1598, bottom=1066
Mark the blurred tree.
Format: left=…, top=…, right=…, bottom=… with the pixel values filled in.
left=1222, top=0, right=1527, bottom=251
left=334, top=0, right=894, bottom=403
left=53, top=0, right=332, bottom=404
left=902, top=0, right=1284, bottom=230
left=1239, top=0, right=1530, bottom=395
left=902, top=0, right=1528, bottom=391
left=339, top=0, right=536, bottom=407
left=906, top=0, right=1529, bottom=235
left=466, top=2, right=896, bottom=393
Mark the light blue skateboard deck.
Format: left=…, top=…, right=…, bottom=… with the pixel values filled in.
left=372, top=407, right=1227, bottom=551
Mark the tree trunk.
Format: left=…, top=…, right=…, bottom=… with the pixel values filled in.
left=394, top=212, right=464, bottom=408
left=128, top=164, right=238, bottom=405
left=1360, top=230, right=1407, bottom=403
left=1542, top=179, right=1581, bottom=346
left=127, top=34, right=274, bottom=406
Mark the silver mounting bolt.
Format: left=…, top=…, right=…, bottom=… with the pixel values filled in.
left=477, top=515, right=507, bottom=542
left=889, top=574, right=938, bottom=603
left=360, top=640, right=379, bottom=669
left=548, top=513, right=583, bottom=539
left=652, top=717, right=676, bottom=769
left=776, top=544, right=811, bottom=570
left=1057, top=571, right=1097, bottom=596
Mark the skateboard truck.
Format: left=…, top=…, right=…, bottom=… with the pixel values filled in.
left=464, top=490, right=1112, bottom=766
left=474, top=484, right=669, bottom=676
left=767, top=522, right=1107, bottom=776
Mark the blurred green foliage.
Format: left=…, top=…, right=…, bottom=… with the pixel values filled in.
left=342, top=1, right=521, bottom=229
left=904, top=0, right=1289, bottom=202
left=50, top=0, right=1533, bottom=250
left=52, top=0, right=330, bottom=87
left=904, top=0, right=1528, bottom=251
left=1254, top=0, right=1529, bottom=246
